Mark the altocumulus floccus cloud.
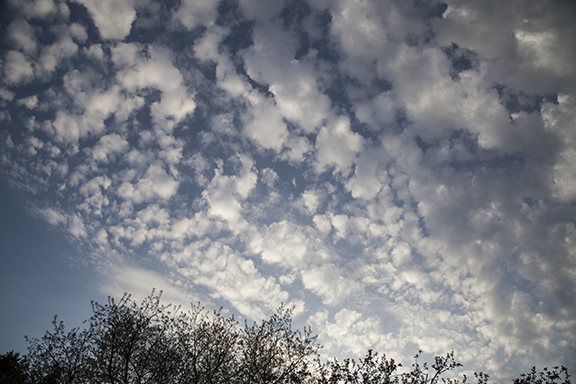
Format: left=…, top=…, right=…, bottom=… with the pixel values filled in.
left=1, top=0, right=575, bottom=380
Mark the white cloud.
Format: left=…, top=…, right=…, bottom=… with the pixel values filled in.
left=301, top=264, right=358, bottom=305
left=254, top=220, right=310, bottom=268
left=169, top=241, right=289, bottom=319
left=216, top=55, right=252, bottom=98
left=74, top=0, right=137, bottom=40
left=17, top=95, right=38, bottom=109
left=355, top=92, right=396, bottom=129
left=242, top=91, right=289, bottom=152
left=54, top=71, right=145, bottom=145
left=0, top=89, right=15, bottom=102
left=260, top=167, right=278, bottom=187
left=345, top=149, right=387, bottom=200
left=242, top=21, right=331, bottom=133
left=3, top=50, right=34, bottom=84
left=114, top=45, right=196, bottom=127
left=173, top=0, right=219, bottom=30
left=314, top=116, right=364, bottom=173
left=69, top=23, right=88, bottom=43
left=201, top=156, right=258, bottom=229
left=11, top=0, right=58, bottom=19
left=280, top=134, right=312, bottom=164
left=68, top=213, right=87, bottom=239
left=138, top=163, right=179, bottom=200
left=194, top=26, right=228, bottom=62
left=301, top=188, right=326, bottom=214
left=50, top=111, right=81, bottom=145
left=91, top=134, right=129, bottom=163
left=83, top=44, right=104, bottom=61
left=234, top=154, right=258, bottom=199
left=37, top=36, right=78, bottom=75
left=203, top=173, right=242, bottom=225
left=78, top=176, right=111, bottom=216
left=39, top=207, right=67, bottom=226
left=433, top=0, right=576, bottom=94
left=8, top=19, right=37, bottom=54
left=313, top=214, right=332, bottom=234
left=119, top=162, right=179, bottom=203
left=310, top=308, right=393, bottom=359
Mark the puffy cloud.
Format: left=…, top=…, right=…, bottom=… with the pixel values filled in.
left=113, top=44, right=196, bottom=127
left=91, top=134, right=129, bottom=163
left=242, top=21, right=331, bottom=133
left=311, top=308, right=392, bottom=358
left=8, top=19, right=37, bottom=54
left=50, top=111, right=81, bottom=145
left=215, top=55, right=252, bottom=98
left=301, top=264, right=359, bottom=305
left=313, top=214, right=332, bottom=234
left=78, top=176, right=112, bottom=215
left=173, top=0, right=219, bottom=29
left=201, top=155, right=257, bottom=229
left=11, top=0, right=58, bottom=19
left=433, top=0, right=576, bottom=94
left=169, top=240, right=289, bottom=319
left=119, top=162, right=179, bottom=203
left=242, top=91, right=289, bottom=152
left=194, top=26, right=228, bottom=62
left=3, top=50, right=34, bottom=84
left=355, top=92, right=397, bottom=129
left=17, top=95, right=38, bottom=109
left=37, top=36, right=78, bottom=75
left=203, top=181, right=238, bottom=223
left=83, top=44, right=104, bottom=61
left=345, top=149, right=387, bottom=200
left=314, top=116, right=364, bottom=173
left=253, top=220, right=310, bottom=267
left=0, top=89, right=15, bottom=102
left=301, top=188, right=326, bottom=214
left=74, top=0, right=137, bottom=40
left=69, top=23, right=88, bottom=43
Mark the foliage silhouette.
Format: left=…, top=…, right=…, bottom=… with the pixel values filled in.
left=513, top=366, right=571, bottom=384
left=2, top=290, right=570, bottom=384
left=0, top=350, right=30, bottom=384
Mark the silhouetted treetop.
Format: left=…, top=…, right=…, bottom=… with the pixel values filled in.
left=1, top=290, right=570, bottom=384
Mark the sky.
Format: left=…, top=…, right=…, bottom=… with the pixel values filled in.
left=1, top=0, right=575, bottom=381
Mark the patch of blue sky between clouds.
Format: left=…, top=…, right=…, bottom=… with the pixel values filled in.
left=1, top=0, right=576, bottom=381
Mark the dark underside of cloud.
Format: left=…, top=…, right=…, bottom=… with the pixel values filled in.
left=1, top=0, right=575, bottom=380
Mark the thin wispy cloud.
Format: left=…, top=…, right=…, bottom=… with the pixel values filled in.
left=1, top=0, right=575, bottom=380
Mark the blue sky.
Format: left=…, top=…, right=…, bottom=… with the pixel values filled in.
left=1, top=0, right=576, bottom=380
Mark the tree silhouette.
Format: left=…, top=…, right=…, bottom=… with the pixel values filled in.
left=0, top=350, right=30, bottom=384
left=513, top=366, right=571, bottom=384
left=172, top=303, right=240, bottom=383
left=87, top=291, right=179, bottom=384
left=8, top=291, right=571, bottom=384
left=25, top=316, right=91, bottom=384
left=238, top=304, right=319, bottom=384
